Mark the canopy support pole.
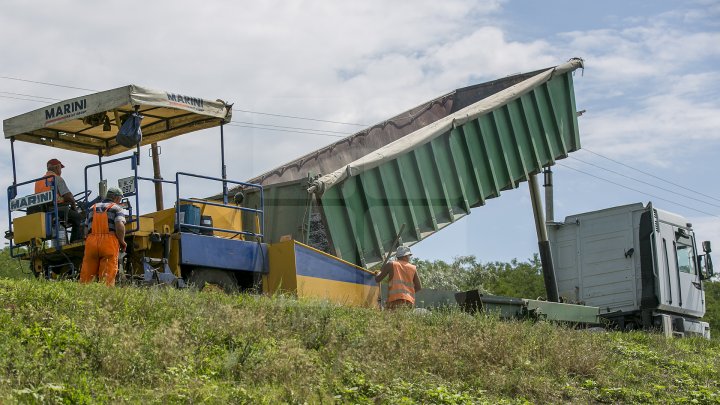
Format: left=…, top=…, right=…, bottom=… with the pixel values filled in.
left=98, top=151, right=103, bottom=181
left=134, top=105, right=141, bottom=167
left=151, top=143, right=164, bottom=211
left=529, top=173, right=559, bottom=302
left=10, top=138, right=17, bottom=189
left=220, top=122, right=228, bottom=204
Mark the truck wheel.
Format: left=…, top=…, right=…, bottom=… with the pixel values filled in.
left=189, top=268, right=239, bottom=294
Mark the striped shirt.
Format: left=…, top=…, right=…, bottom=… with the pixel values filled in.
left=85, top=200, right=127, bottom=232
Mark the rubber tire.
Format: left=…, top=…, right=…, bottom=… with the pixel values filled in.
left=189, top=268, right=239, bottom=294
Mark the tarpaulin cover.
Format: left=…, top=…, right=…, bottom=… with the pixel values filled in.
left=310, top=58, right=584, bottom=195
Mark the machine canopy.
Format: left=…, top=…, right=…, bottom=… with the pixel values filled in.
left=3, top=85, right=232, bottom=156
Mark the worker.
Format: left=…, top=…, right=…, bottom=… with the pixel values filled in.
left=79, top=187, right=127, bottom=286
left=35, top=158, right=83, bottom=242
left=375, top=246, right=422, bottom=309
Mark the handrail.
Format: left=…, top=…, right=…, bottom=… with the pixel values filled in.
left=6, top=174, right=62, bottom=258
left=136, top=176, right=177, bottom=186
left=6, top=164, right=266, bottom=262
left=83, top=154, right=140, bottom=229
left=175, top=172, right=264, bottom=240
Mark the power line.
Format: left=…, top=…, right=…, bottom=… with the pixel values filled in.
left=582, top=148, right=720, bottom=204
left=0, top=91, right=61, bottom=101
left=0, top=94, right=51, bottom=103
left=232, top=121, right=353, bottom=136
left=225, top=123, right=346, bottom=138
left=0, top=76, right=96, bottom=92
left=0, top=74, right=370, bottom=127
left=568, top=155, right=720, bottom=209
left=557, top=162, right=720, bottom=218
left=232, top=108, right=368, bottom=127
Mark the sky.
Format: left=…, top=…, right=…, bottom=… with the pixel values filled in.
left=1, top=0, right=719, bottom=265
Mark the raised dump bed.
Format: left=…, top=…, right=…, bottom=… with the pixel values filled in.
left=240, top=59, right=585, bottom=268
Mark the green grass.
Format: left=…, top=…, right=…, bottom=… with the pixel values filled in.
left=0, top=278, right=718, bottom=404
left=0, top=248, right=32, bottom=280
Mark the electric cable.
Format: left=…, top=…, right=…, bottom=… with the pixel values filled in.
left=231, top=121, right=352, bottom=135
left=232, top=108, right=368, bottom=127
left=0, top=94, right=52, bottom=103
left=582, top=148, right=720, bottom=203
left=557, top=162, right=720, bottom=218
left=225, top=123, right=346, bottom=138
left=0, top=91, right=61, bottom=101
left=0, top=75, right=368, bottom=126
left=0, top=76, right=96, bottom=92
left=568, top=155, right=720, bottom=209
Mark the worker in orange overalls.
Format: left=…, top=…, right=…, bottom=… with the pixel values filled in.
left=80, top=187, right=127, bottom=286
left=35, top=158, right=83, bottom=242
left=375, top=246, right=422, bottom=309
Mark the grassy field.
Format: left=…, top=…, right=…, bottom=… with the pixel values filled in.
left=0, top=274, right=719, bottom=404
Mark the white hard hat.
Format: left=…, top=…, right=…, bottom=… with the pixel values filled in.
left=396, top=246, right=412, bottom=258
left=106, top=187, right=123, bottom=198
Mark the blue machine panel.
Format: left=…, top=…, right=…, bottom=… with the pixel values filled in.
left=294, top=243, right=375, bottom=286
left=180, top=233, right=268, bottom=273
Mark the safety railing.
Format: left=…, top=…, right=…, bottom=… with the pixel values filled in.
left=175, top=172, right=264, bottom=241
left=83, top=154, right=140, bottom=230
left=6, top=175, right=63, bottom=258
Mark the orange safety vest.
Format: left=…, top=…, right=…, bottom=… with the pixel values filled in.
left=34, top=171, right=64, bottom=203
left=90, top=203, right=115, bottom=235
left=388, top=261, right=417, bottom=304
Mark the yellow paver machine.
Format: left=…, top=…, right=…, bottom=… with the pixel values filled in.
left=3, top=85, right=379, bottom=306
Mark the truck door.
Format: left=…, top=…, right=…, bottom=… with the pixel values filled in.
left=673, top=232, right=704, bottom=316
left=658, top=221, right=704, bottom=317
left=657, top=225, right=680, bottom=308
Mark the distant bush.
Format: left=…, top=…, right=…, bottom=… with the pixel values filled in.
left=704, top=280, right=720, bottom=339
left=414, top=254, right=546, bottom=298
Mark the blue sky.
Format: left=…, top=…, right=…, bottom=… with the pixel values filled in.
left=1, top=0, right=718, bottom=264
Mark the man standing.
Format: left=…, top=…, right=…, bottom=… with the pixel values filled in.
left=80, top=187, right=127, bottom=286
left=35, top=158, right=83, bottom=242
left=375, top=246, right=422, bottom=309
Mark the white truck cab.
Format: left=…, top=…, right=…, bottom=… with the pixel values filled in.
left=548, top=202, right=713, bottom=338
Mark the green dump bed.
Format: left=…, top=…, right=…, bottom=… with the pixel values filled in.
left=241, top=58, right=584, bottom=268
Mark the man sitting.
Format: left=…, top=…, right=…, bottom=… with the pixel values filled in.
left=34, top=158, right=83, bottom=243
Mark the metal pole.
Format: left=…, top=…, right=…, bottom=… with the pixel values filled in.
left=528, top=174, right=559, bottom=302
left=543, top=167, right=554, bottom=222
left=151, top=142, right=164, bottom=211
left=98, top=151, right=103, bottom=181
left=220, top=122, right=228, bottom=204
left=10, top=138, right=17, bottom=188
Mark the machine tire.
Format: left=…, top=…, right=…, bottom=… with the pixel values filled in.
left=189, top=268, right=239, bottom=294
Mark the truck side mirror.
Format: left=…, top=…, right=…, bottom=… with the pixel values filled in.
left=706, top=254, right=714, bottom=279
left=700, top=251, right=714, bottom=281
left=702, top=240, right=712, bottom=253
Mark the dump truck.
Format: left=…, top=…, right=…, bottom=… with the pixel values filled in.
left=548, top=202, right=714, bottom=338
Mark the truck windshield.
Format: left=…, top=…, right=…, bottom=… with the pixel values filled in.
left=676, top=242, right=696, bottom=274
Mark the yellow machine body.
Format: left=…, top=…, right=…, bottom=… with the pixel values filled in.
left=12, top=212, right=47, bottom=244
left=265, top=240, right=379, bottom=308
